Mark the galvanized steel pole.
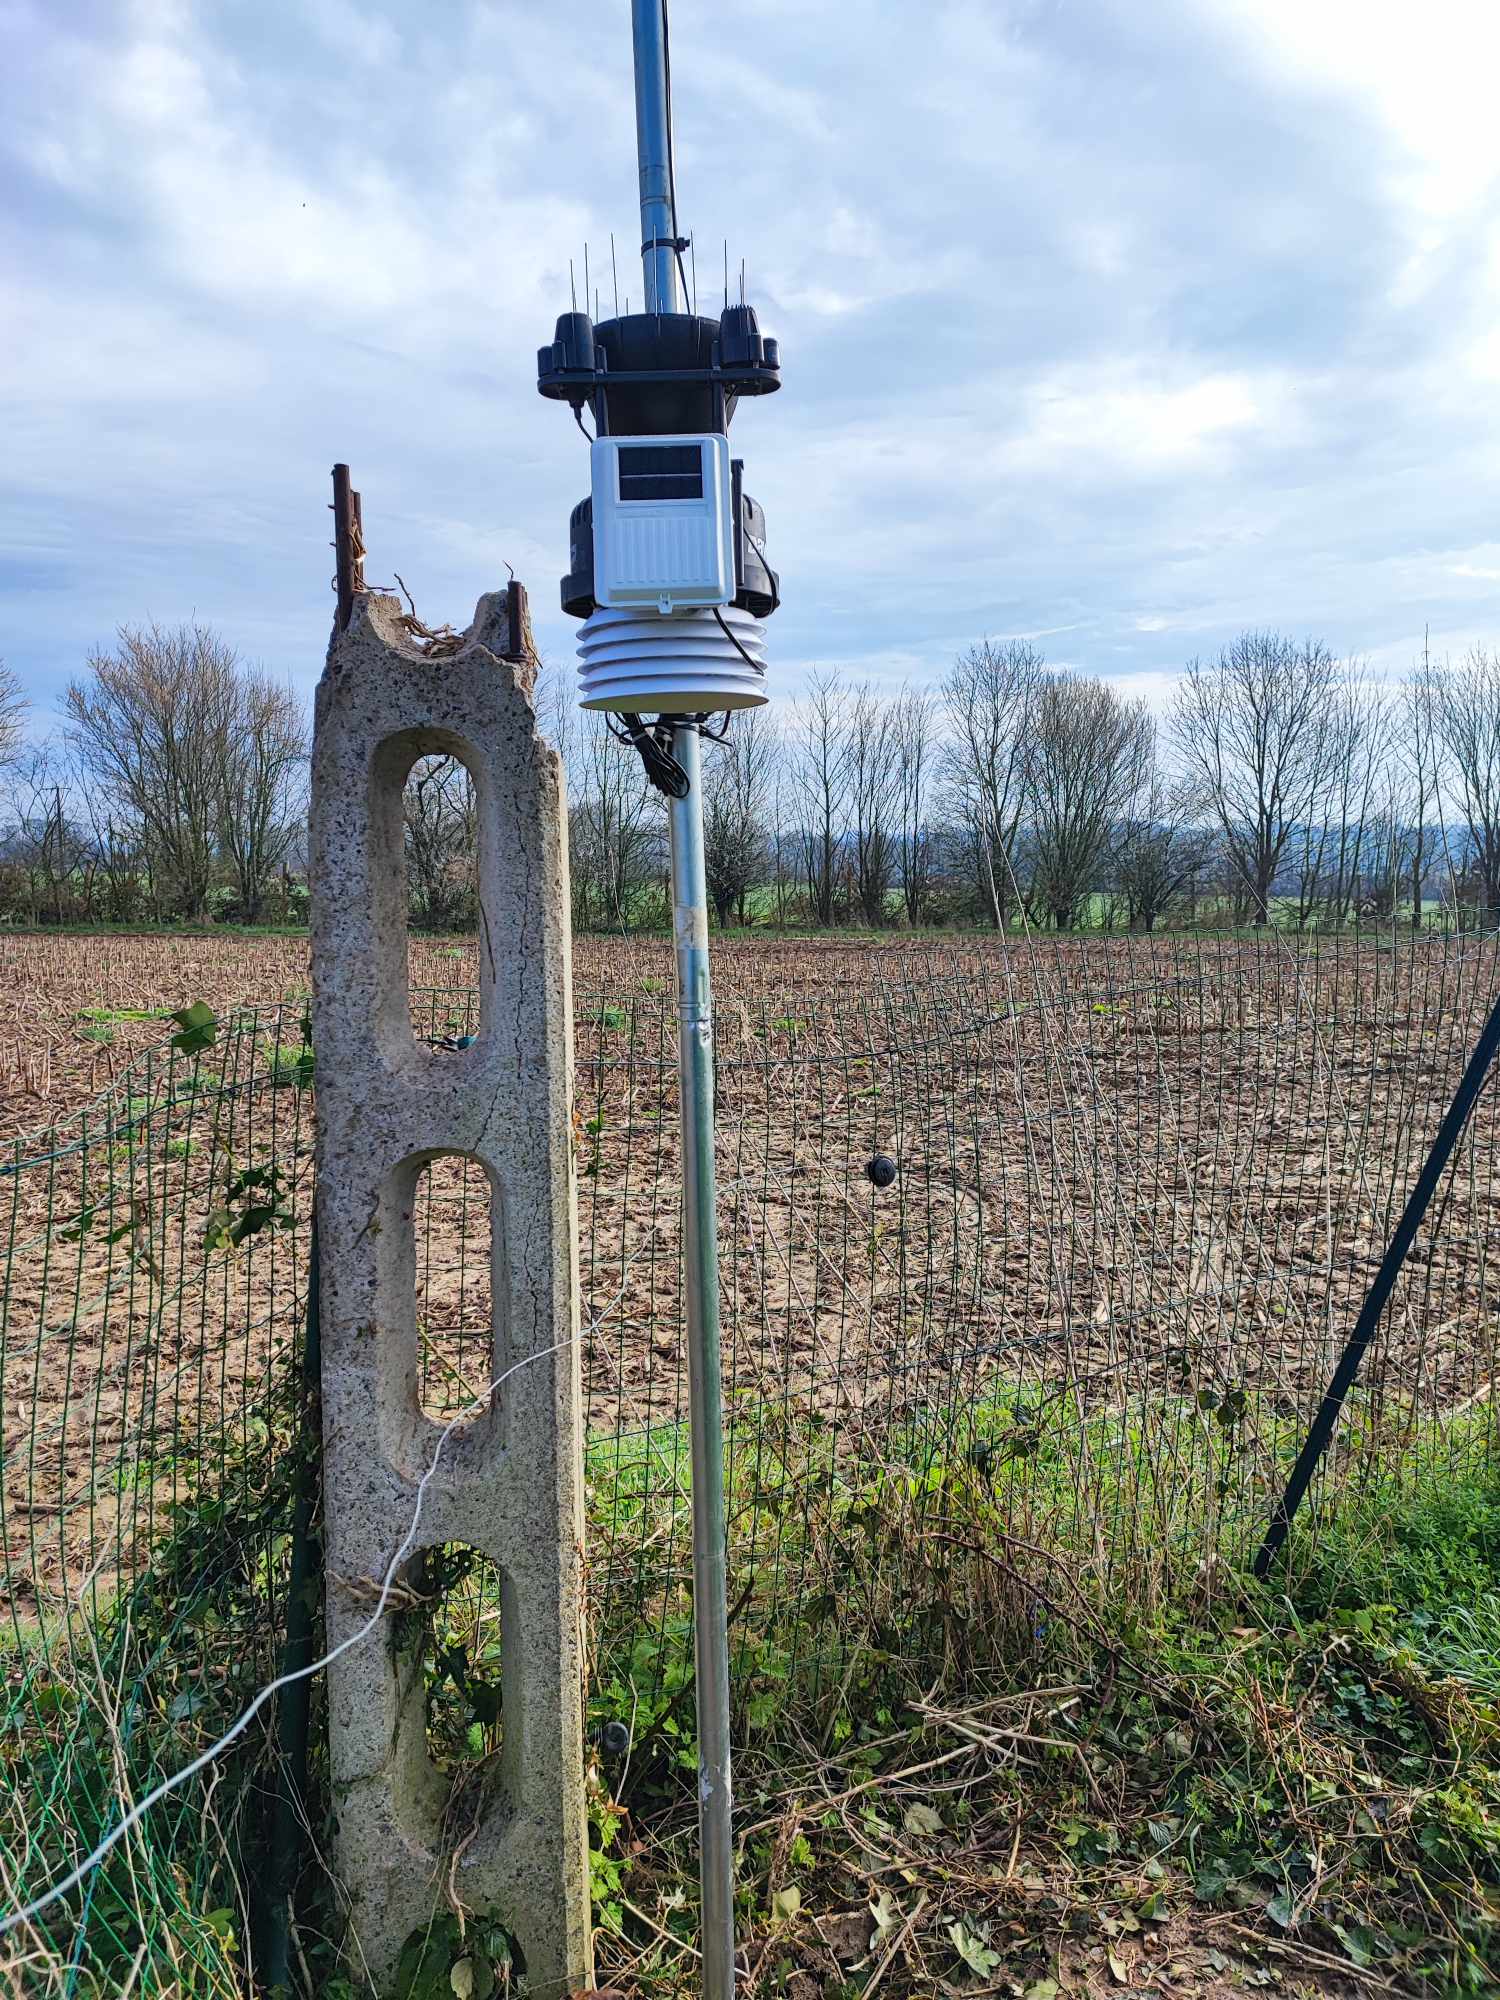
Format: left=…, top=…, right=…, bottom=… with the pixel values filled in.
left=667, top=720, right=736, bottom=2000
left=631, top=12, right=733, bottom=1988
left=631, top=0, right=683, bottom=316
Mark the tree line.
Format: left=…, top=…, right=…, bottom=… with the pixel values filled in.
left=0, top=625, right=307, bottom=927
left=7, top=620, right=1500, bottom=933
left=556, top=630, right=1500, bottom=934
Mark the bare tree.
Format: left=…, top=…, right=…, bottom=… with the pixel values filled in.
left=0, top=744, right=81, bottom=925
left=1395, top=638, right=1447, bottom=931
left=942, top=639, right=1042, bottom=928
left=1287, top=664, right=1389, bottom=929
left=703, top=709, right=777, bottom=928
left=533, top=658, right=575, bottom=764
left=791, top=670, right=852, bottom=927
left=1354, top=772, right=1406, bottom=926
left=219, top=672, right=307, bottom=921
left=846, top=685, right=898, bottom=927
left=1436, top=646, right=1500, bottom=927
left=1112, top=733, right=1217, bottom=931
left=403, top=755, right=478, bottom=929
left=893, top=687, right=937, bottom=927
left=766, top=755, right=797, bottom=928
left=1170, top=631, right=1343, bottom=925
left=65, top=623, right=240, bottom=922
left=0, top=662, right=28, bottom=770
left=76, top=783, right=147, bottom=925
left=567, top=711, right=661, bottom=931
left=1025, top=672, right=1152, bottom=929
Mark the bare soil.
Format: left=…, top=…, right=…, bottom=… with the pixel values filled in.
left=3, top=929, right=1497, bottom=1615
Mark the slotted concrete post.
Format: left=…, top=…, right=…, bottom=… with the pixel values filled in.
left=309, top=589, right=592, bottom=1996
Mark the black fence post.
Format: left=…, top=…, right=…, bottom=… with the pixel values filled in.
left=1252, top=991, right=1500, bottom=1580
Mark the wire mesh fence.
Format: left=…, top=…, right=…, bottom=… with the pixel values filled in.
left=2, top=933, right=1498, bottom=1983
left=566, top=934, right=1500, bottom=1709
left=0, top=1003, right=316, bottom=1989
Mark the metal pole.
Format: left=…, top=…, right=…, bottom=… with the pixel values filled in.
left=667, top=721, right=736, bottom=2000
left=630, top=0, right=683, bottom=315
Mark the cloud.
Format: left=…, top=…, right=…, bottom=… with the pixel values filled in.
left=1193, top=0, right=1500, bottom=223
left=2, top=0, right=1500, bottom=732
left=1004, top=365, right=1279, bottom=477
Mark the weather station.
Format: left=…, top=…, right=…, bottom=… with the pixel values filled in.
left=536, top=4, right=785, bottom=1993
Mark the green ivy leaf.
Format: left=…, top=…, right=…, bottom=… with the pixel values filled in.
left=169, top=1000, right=218, bottom=1055
left=948, top=1920, right=1001, bottom=1978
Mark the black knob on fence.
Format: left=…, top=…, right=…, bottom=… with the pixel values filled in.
left=865, top=1154, right=898, bottom=1189
left=598, top=1719, right=631, bottom=1759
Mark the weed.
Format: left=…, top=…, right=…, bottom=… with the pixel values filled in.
left=76, top=1005, right=173, bottom=1024
left=9, top=1398, right=1500, bottom=1995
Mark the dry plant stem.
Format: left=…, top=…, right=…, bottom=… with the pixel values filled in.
left=1225, top=1921, right=1404, bottom=1994
left=620, top=1894, right=704, bottom=1963
left=288, top=1899, right=318, bottom=2000
left=741, top=1742, right=981, bottom=1839
left=859, top=1890, right=927, bottom=2000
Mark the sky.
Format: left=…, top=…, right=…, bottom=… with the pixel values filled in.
left=4, top=0, right=1500, bottom=733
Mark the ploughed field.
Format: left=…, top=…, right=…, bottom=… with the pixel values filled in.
left=2, top=927, right=1497, bottom=1612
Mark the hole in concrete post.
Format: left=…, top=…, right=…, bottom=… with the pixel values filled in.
left=417, top=1544, right=506, bottom=1776
left=413, top=1154, right=504, bottom=1425
left=369, top=729, right=488, bottom=1060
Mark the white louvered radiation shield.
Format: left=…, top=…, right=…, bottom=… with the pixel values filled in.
left=576, top=605, right=768, bottom=713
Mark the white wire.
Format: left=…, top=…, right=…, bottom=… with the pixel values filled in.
left=1, top=1325, right=586, bottom=1939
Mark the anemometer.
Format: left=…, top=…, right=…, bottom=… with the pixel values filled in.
left=536, top=14, right=781, bottom=732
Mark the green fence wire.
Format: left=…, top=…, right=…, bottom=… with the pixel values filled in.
left=3, top=935, right=1499, bottom=1990
left=0, top=1004, right=315, bottom=1993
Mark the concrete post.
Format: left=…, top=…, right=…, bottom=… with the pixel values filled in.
left=309, top=588, right=592, bottom=1996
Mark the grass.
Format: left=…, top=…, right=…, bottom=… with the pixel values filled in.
left=7, top=932, right=1500, bottom=1994
left=11, top=1397, right=1498, bottom=1997
left=578, top=1434, right=1500, bottom=1997
left=76, top=1006, right=176, bottom=1023
left=6, top=897, right=1481, bottom=949
left=0, top=1413, right=296, bottom=1997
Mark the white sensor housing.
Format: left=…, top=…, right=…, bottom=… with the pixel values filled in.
left=591, top=433, right=734, bottom=612
left=576, top=605, right=767, bottom=714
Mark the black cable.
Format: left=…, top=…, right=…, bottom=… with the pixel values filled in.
left=712, top=607, right=766, bottom=679
left=745, top=529, right=780, bottom=611
left=660, top=0, right=692, bottom=308
left=573, top=404, right=595, bottom=444
left=614, top=712, right=691, bottom=797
